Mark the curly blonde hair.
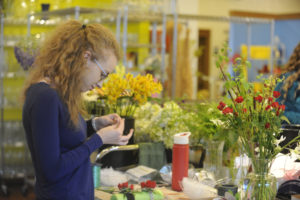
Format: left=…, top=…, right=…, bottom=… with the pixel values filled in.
left=23, top=20, right=120, bottom=128
left=281, top=42, right=300, bottom=99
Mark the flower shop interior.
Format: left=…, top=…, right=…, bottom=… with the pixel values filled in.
left=1, top=0, right=300, bottom=199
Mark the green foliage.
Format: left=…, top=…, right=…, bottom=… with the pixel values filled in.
left=215, top=43, right=300, bottom=167
left=181, top=102, right=231, bottom=145
left=134, top=101, right=190, bottom=148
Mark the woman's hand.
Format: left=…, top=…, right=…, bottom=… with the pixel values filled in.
left=93, top=113, right=121, bottom=131
left=97, top=118, right=134, bottom=145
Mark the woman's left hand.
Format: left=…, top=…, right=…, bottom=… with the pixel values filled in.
left=93, top=113, right=121, bottom=131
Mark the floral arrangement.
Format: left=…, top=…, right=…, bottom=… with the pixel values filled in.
left=96, top=65, right=162, bottom=117
left=134, top=101, right=190, bottom=148
left=140, top=180, right=157, bottom=190
left=115, top=180, right=161, bottom=200
left=118, top=181, right=134, bottom=192
left=182, top=102, right=232, bottom=145
left=216, top=44, right=300, bottom=199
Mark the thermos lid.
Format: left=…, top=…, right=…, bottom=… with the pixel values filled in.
left=174, top=132, right=191, bottom=144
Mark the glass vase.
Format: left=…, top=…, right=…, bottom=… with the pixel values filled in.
left=243, top=158, right=277, bottom=200
left=203, top=140, right=224, bottom=180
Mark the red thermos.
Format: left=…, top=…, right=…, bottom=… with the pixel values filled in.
left=172, top=132, right=190, bottom=191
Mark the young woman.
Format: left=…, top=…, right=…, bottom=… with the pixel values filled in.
left=275, top=42, right=300, bottom=124
left=22, top=20, right=133, bottom=200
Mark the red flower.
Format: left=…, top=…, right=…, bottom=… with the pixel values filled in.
left=279, top=105, right=286, bottom=111
left=271, top=102, right=279, bottom=108
left=130, top=184, right=134, bottom=190
left=265, top=122, right=270, bottom=129
left=255, top=95, right=263, bottom=103
left=217, top=101, right=226, bottom=110
left=276, top=110, right=280, bottom=116
left=118, top=182, right=129, bottom=190
left=222, top=107, right=233, bottom=115
left=146, top=180, right=152, bottom=188
left=235, top=96, right=244, bottom=103
left=242, top=108, right=247, bottom=113
left=268, top=97, right=273, bottom=102
left=265, top=105, right=271, bottom=111
left=273, top=91, right=281, bottom=98
left=142, top=180, right=156, bottom=189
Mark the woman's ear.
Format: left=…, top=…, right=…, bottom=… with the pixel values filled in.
left=83, top=51, right=92, bottom=60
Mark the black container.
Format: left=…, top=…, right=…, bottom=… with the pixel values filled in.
left=41, top=3, right=50, bottom=20
left=41, top=3, right=50, bottom=12
left=279, top=124, right=300, bottom=154
left=216, top=184, right=238, bottom=196
left=96, top=117, right=137, bottom=169
left=123, top=117, right=135, bottom=145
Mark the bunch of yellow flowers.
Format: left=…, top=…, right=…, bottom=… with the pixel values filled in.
left=97, top=65, right=162, bottom=117
left=102, top=73, right=162, bottom=104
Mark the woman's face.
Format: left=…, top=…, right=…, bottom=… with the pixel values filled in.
left=81, top=50, right=117, bottom=92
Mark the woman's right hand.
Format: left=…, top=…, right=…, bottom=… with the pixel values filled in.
left=97, top=118, right=134, bottom=145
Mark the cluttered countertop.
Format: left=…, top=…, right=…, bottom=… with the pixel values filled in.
left=92, top=158, right=300, bottom=200
left=93, top=165, right=217, bottom=200
left=92, top=132, right=300, bottom=200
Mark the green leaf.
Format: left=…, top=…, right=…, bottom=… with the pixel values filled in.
left=219, top=55, right=224, bottom=62
left=245, top=61, right=251, bottom=68
left=235, top=57, right=242, bottom=63
left=280, top=115, right=290, bottom=124
left=216, top=60, right=220, bottom=68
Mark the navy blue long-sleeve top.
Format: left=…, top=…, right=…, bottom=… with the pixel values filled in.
left=22, top=82, right=103, bottom=200
left=275, top=72, right=300, bottom=124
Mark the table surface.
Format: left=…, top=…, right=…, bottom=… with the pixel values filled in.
left=94, top=187, right=216, bottom=200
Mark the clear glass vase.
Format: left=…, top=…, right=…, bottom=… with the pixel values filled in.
left=243, top=158, right=277, bottom=200
left=203, top=140, right=224, bottom=179
left=243, top=173, right=277, bottom=200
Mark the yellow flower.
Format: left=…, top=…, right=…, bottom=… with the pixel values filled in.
left=97, top=64, right=163, bottom=116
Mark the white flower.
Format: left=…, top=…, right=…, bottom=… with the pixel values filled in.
left=210, top=119, right=224, bottom=127
left=290, top=142, right=300, bottom=160
left=275, top=135, right=286, bottom=147
left=255, top=146, right=265, bottom=153
left=207, top=108, right=214, bottom=114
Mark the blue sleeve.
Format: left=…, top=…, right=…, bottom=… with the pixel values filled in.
left=283, top=111, right=300, bottom=124
left=30, top=91, right=103, bottom=183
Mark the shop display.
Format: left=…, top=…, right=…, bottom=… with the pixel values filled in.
left=1, top=1, right=300, bottom=199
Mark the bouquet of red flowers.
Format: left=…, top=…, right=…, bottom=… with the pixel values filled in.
left=216, top=44, right=300, bottom=199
